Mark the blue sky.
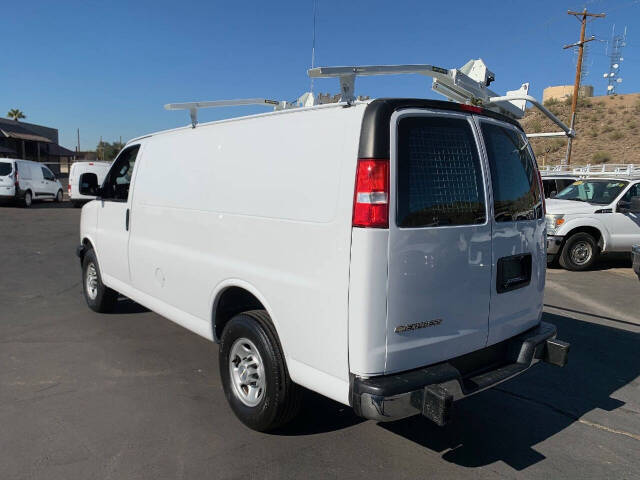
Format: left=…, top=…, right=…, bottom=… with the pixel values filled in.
left=2, top=0, right=639, bottom=150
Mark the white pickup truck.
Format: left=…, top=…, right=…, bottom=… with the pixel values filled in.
left=546, top=177, right=640, bottom=270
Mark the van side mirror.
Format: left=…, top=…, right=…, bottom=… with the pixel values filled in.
left=630, top=196, right=640, bottom=214
left=79, top=172, right=101, bottom=197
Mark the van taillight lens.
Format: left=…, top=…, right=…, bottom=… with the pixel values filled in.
left=353, top=158, right=389, bottom=228
left=68, top=183, right=71, bottom=192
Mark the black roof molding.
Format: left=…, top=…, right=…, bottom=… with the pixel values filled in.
left=358, top=98, right=522, bottom=159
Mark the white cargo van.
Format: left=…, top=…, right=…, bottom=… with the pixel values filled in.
left=68, top=161, right=111, bottom=207
left=76, top=62, right=570, bottom=431
left=0, top=158, right=63, bottom=207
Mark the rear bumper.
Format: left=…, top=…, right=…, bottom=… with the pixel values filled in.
left=632, top=245, right=640, bottom=280
left=350, top=321, right=569, bottom=425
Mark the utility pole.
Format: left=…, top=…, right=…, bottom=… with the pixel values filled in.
left=77, top=128, right=80, bottom=153
left=563, top=9, right=605, bottom=165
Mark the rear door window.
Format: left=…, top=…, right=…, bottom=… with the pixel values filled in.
left=396, top=116, right=486, bottom=228
left=0, top=162, right=12, bottom=176
left=481, top=122, right=542, bottom=222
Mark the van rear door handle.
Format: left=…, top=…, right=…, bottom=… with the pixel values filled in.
left=125, top=208, right=130, bottom=231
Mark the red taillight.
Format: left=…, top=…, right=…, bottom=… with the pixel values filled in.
left=459, top=104, right=483, bottom=114
left=68, top=183, right=71, bottom=192
left=353, top=158, right=389, bottom=228
left=537, top=169, right=546, bottom=215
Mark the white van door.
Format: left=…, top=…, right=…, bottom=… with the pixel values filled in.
left=40, top=166, right=59, bottom=197
left=386, top=111, right=492, bottom=373
left=477, top=119, right=546, bottom=346
left=96, top=145, right=141, bottom=285
left=611, top=183, right=640, bottom=250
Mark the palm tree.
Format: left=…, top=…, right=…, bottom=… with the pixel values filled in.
left=7, top=109, right=26, bottom=121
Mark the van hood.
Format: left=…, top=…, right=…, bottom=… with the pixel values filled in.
left=546, top=198, right=602, bottom=215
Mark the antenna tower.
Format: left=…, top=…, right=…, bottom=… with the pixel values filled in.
left=604, top=25, right=627, bottom=95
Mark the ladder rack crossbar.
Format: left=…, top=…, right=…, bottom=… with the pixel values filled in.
left=540, top=164, right=640, bottom=178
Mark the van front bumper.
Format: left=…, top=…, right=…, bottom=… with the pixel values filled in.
left=350, top=321, right=568, bottom=425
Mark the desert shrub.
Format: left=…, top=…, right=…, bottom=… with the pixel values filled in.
left=528, top=119, right=542, bottom=133
left=544, top=97, right=560, bottom=107
left=589, top=129, right=598, bottom=138
left=609, top=130, right=624, bottom=140
left=602, top=124, right=614, bottom=133
left=592, top=151, right=612, bottom=163
left=548, top=139, right=565, bottom=153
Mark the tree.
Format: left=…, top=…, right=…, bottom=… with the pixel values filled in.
left=7, top=109, right=26, bottom=121
left=96, top=140, right=125, bottom=161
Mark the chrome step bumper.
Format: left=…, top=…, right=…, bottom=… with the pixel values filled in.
left=350, top=322, right=569, bottom=425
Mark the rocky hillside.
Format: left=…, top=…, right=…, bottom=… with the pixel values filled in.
left=520, top=93, right=640, bottom=166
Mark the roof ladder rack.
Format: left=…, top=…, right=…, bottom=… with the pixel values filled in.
left=308, top=59, right=575, bottom=138
left=164, top=98, right=299, bottom=128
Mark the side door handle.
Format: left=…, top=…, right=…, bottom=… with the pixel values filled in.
left=125, top=208, right=130, bottom=231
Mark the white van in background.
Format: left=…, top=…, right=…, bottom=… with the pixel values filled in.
left=0, top=158, right=63, bottom=207
left=68, top=161, right=111, bottom=207
left=76, top=96, right=570, bottom=432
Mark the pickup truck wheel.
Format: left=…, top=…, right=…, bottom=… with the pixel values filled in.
left=219, top=310, right=301, bottom=432
left=82, top=249, right=118, bottom=312
left=559, top=232, right=598, bottom=271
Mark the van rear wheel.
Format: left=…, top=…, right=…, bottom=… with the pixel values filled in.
left=219, top=310, right=301, bottom=431
left=82, top=249, right=118, bottom=312
left=22, top=190, right=32, bottom=208
left=559, top=232, right=598, bottom=271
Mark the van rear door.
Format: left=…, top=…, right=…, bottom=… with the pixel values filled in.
left=0, top=161, right=13, bottom=189
left=477, top=119, right=545, bottom=345
left=386, top=110, right=492, bottom=373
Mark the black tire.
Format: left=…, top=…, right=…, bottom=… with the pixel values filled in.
left=55, top=189, right=63, bottom=202
left=559, top=232, right=598, bottom=271
left=22, top=190, right=32, bottom=208
left=82, top=248, right=118, bottom=313
left=219, top=310, right=301, bottom=432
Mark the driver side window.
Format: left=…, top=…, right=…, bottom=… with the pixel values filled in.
left=102, top=146, right=140, bottom=201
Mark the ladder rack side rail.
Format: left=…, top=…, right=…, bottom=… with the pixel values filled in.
left=486, top=95, right=574, bottom=138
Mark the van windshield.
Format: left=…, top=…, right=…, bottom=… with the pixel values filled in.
left=555, top=179, right=628, bottom=205
left=0, top=162, right=12, bottom=176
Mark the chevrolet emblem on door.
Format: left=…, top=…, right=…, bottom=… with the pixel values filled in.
left=394, top=319, right=443, bottom=334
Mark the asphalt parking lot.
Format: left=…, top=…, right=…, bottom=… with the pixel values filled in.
left=1, top=201, right=639, bottom=480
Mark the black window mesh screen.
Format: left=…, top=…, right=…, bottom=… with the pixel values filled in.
left=397, top=117, right=486, bottom=228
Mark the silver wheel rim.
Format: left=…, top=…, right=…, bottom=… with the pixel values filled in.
left=571, top=241, right=592, bottom=266
left=86, top=263, right=99, bottom=300
left=228, top=338, right=265, bottom=407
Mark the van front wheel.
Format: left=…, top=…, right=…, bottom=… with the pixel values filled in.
left=559, top=232, right=598, bottom=271
left=219, top=310, right=301, bottom=431
left=82, top=249, right=118, bottom=312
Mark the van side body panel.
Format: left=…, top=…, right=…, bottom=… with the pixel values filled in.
left=127, top=105, right=367, bottom=403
